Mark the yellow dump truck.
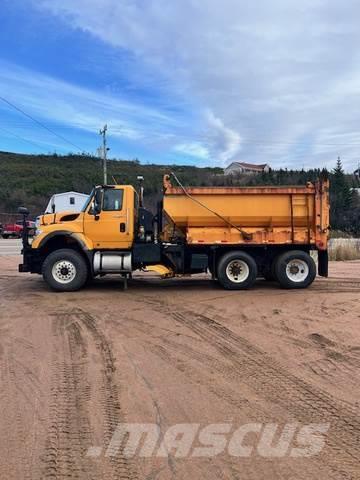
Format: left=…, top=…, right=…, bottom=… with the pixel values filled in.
left=18, top=173, right=329, bottom=291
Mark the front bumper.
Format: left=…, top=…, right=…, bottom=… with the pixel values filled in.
left=19, top=247, right=42, bottom=274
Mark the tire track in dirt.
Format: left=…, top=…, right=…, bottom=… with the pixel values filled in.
left=311, top=278, right=360, bottom=294
left=118, top=316, right=263, bottom=417
left=76, top=309, right=137, bottom=480
left=306, top=333, right=360, bottom=390
left=0, top=343, right=30, bottom=479
left=137, top=296, right=360, bottom=480
left=44, top=316, right=94, bottom=479
left=0, top=319, right=45, bottom=480
left=44, top=309, right=136, bottom=480
left=138, top=324, right=348, bottom=480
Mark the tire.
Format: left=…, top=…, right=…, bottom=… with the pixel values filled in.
left=217, top=251, right=257, bottom=290
left=42, top=248, right=89, bottom=292
left=274, top=250, right=316, bottom=289
left=2, top=234, right=9, bottom=239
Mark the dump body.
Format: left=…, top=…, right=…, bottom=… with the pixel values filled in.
left=163, top=177, right=329, bottom=250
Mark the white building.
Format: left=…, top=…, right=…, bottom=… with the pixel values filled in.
left=224, top=162, right=271, bottom=175
left=45, top=191, right=89, bottom=214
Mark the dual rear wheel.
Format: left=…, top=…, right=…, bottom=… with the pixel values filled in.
left=216, top=250, right=316, bottom=290
left=273, top=250, right=316, bottom=289
left=216, top=251, right=257, bottom=290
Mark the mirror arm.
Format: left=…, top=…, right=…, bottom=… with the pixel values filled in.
left=17, top=206, right=30, bottom=249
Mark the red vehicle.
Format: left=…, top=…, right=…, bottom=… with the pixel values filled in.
left=2, top=220, right=35, bottom=239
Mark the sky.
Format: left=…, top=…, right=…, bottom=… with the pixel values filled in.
left=0, top=0, right=360, bottom=170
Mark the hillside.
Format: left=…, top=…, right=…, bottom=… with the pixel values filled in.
left=0, top=151, right=222, bottom=217
left=0, top=151, right=359, bottom=234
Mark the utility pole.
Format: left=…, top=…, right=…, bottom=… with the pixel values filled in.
left=99, top=124, right=108, bottom=184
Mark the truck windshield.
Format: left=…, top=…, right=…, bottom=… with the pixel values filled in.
left=81, top=189, right=94, bottom=212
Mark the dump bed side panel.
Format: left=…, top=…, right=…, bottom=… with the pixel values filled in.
left=162, top=180, right=329, bottom=249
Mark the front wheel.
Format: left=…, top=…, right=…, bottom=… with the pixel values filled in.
left=274, top=250, right=316, bottom=289
left=42, top=249, right=89, bottom=292
left=217, top=251, right=257, bottom=290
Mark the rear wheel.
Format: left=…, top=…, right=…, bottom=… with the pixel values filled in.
left=217, top=251, right=257, bottom=290
left=42, top=248, right=89, bottom=292
left=2, top=234, right=9, bottom=239
left=274, top=250, right=316, bottom=289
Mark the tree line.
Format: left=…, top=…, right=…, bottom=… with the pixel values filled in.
left=0, top=151, right=359, bottom=235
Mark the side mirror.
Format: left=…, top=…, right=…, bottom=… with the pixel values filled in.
left=93, top=188, right=102, bottom=215
left=18, top=206, right=29, bottom=216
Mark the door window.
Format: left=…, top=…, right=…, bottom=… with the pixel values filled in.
left=102, top=189, right=123, bottom=211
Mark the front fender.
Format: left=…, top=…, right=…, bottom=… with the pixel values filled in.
left=33, top=230, right=93, bottom=251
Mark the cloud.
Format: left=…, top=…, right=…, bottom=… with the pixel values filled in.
left=205, top=110, right=242, bottom=166
left=0, top=60, right=193, bottom=154
left=23, top=0, right=360, bottom=169
left=173, top=142, right=209, bottom=160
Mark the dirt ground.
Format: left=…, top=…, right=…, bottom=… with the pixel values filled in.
left=0, top=253, right=359, bottom=480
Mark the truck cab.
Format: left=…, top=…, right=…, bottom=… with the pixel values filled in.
left=22, top=185, right=140, bottom=286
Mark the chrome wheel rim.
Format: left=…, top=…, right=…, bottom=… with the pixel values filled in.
left=52, top=260, right=77, bottom=284
left=285, top=259, right=309, bottom=283
left=226, top=260, right=249, bottom=283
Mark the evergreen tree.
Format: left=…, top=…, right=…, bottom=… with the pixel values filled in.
left=330, top=157, right=352, bottom=230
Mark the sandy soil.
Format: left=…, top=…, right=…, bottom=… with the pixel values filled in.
left=0, top=254, right=359, bottom=479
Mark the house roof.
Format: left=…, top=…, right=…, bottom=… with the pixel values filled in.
left=226, top=162, right=269, bottom=171
left=51, top=191, right=88, bottom=197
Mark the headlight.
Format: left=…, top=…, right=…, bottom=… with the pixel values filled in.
left=35, top=229, right=43, bottom=236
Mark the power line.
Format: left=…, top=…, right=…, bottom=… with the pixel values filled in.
left=1, top=95, right=360, bottom=149
left=0, top=126, right=48, bottom=152
left=0, top=96, right=85, bottom=152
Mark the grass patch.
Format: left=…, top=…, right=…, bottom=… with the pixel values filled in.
left=329, top=239, right=360, bottom=261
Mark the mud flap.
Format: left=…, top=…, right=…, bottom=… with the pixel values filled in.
left=318, top=249, right=328, bottom=277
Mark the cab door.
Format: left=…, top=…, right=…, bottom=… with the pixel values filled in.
left=83, top=187, right=133, bottom=249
